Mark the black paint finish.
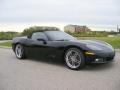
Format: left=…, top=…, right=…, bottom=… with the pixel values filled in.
left=12, top=30, right=115, bottom=63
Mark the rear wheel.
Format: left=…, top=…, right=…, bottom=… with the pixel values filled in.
left=15, top=44, right=25, bottom=59
left=64, top=48, right=85, bottom=70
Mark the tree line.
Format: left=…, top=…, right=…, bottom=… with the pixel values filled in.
left=0, top=26, right=59, bottom=40
left=0, top=31, right=20, bottom=40
left=65, top=31, right=108, bottom=37
left=0, top=26, right=119, bottom=40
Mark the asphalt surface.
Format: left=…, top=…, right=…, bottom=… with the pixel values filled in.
left=0, top=48, right=120, bottom=90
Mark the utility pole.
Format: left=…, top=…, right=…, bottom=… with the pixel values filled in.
left=117, top=25, right=119, bottom=33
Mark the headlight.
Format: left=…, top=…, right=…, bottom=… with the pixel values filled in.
left=105, top=43, right=113, bottom=48
left=95, top=40, right=113, bottom=49
left=101, top=42, right=114, bottom=51
left=86, top=44, right=102, bottom=50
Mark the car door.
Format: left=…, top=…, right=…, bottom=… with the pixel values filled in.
left=44, top=41, right=65, bottom=60
left=25, top=32, right=49, bottom=59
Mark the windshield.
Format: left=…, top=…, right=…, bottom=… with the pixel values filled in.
left=45, top=31, right=76, bottom=41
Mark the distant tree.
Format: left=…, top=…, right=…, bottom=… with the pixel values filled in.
left=109, top=30, right=118, bottom=35
left=0, top=31, right=19, bottom=40
left=22, top=26, right=59, bottom=36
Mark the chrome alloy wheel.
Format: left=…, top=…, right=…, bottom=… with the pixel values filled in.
left=65, top=49, right=82, bottom=69
left=15, top=44, right=23, bottom=59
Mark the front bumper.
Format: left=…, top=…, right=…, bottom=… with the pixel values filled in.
left=90, top=57, right=114, bottom=63
left=85, top=51, right=115, bottom=63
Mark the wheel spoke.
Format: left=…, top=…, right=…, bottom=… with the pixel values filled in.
left=75, top=59, right=81, bottom=64
left=71, top=61, right=75, bottom=66
left=68, top=58, right=72, bottom=63
left=73, top=52, right=78, bottom=58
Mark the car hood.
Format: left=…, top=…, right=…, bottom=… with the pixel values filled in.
left=77, top=40, right=108, bottom=46
left=74, top=40, right=114, bottom=51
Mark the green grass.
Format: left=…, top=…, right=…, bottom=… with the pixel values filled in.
left=0, top=37, right=120, bottom=49
left=77, top=37, right=120, bottom=49
left=0, top=41, right=12, bottom=47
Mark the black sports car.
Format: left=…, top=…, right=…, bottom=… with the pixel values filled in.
left=12, top=30, right=115, bottom=70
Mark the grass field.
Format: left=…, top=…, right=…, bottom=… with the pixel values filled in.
left=0, top=41, right=12, bottom=47
left=0, top=37, right=120, bottom=49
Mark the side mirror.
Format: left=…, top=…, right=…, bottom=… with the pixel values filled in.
left=37, top=38, right=47, bottom=44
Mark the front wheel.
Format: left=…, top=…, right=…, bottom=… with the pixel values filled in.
left=64, top=48, right=85, bottom=70
left=15, top=44, right=26, bottom=59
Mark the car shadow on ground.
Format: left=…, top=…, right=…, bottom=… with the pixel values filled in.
left=27, top=57, right=65, bottom=67
left=26, top=56, right=115, bottom=71
left=82, top=62, right=115, bottom=71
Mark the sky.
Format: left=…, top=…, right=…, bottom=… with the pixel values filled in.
left=0, top=0, right=119, bottom=32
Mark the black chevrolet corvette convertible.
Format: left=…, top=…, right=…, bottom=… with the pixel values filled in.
left=12, top=30, right=115, bottom=70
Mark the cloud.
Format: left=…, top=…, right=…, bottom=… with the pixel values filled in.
left=0, top=0, right=119, bottom=26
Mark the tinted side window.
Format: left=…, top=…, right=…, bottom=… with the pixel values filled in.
left=31, top=32, right=48, bottom=41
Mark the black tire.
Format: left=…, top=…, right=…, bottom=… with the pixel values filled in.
left=64, top=48, right=85, bottom=70
left=15, top=44, right=26, bottom=59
